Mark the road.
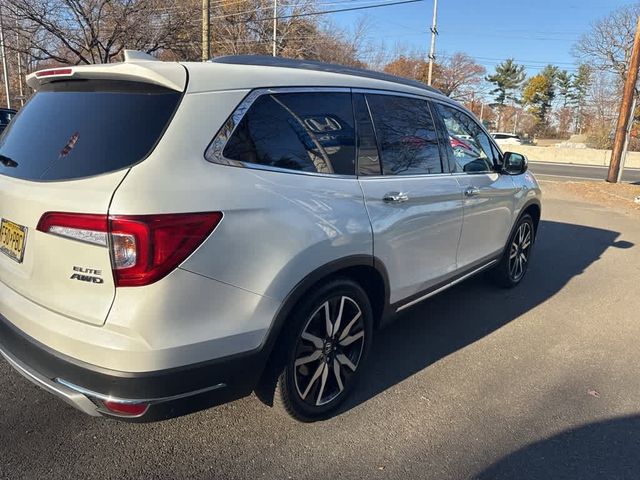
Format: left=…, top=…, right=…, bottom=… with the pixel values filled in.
left=529, top=161, right=640, bottom=183
left=2, top=182, right=640, bottom=479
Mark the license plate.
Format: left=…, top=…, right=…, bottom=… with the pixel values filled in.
left=0, top=218, right=28, bottom=263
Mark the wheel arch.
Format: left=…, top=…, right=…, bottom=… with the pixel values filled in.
left=254, top=255, right=390, bottom=404
left=522, top=200, right=541, bottom=232
left=268, top=255, right=389, bottom=341
left=495, top=198, right=542, bottom=262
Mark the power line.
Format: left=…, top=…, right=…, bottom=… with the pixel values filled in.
left=208, top=0, right=425, bottom=21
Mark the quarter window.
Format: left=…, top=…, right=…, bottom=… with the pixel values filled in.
left=366, top=94, right=443, bottom=176
left=221, top=92, right=356, bottom=175
left=434, top=103, right=496, bottom=173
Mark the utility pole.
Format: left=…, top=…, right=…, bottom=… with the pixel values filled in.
left=479, top=102, right=484, bottom=122
left=0, top=6, right=10, bottom=109
left=617, top=94, right=637, bottom=183
left=202, top=0, right=210, bottom=62
left=607, top=15, right=640, bottom=183
left=272, top=0, right=277, bottom=57
left=427, top=0, right=438, bottom=86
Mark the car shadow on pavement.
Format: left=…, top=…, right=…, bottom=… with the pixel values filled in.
left=340, top=219, right=634, bottom=415
left=476, top=414, right=640, bottom=479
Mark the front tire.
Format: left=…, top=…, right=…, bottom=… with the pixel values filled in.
left=491, top=213, right=535, bottom=288
left=273, top=278, right=373, bottom=422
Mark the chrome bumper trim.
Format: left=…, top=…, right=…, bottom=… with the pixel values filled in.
left=1, top=342, right=227, bottom=417
left=56, top=378, right=226, bottom=405
left=0, top=345, right=102, bottom=416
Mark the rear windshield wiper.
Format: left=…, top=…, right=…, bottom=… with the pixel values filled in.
left=0, top=154, right=17, bottom=168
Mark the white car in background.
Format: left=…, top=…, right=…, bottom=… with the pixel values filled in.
left=492, top=132, right=524, bottom=146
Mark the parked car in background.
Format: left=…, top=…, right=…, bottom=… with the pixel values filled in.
left=0, top=52, right=541, bottom=423
left=492, top=132, right=524, bottom=146
left=0, top=108, right=17, bottom=134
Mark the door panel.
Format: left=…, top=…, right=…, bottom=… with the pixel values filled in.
left=359, top=93, right=464, bottom=304
left=454, top=173, right=516, bottom=266
left=431, top=101, right=517, bottom=268
left=359, top=176, right=463, bottom=304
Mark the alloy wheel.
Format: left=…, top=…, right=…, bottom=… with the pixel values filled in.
left=508, top=221, right=532, bottom=282
left=293, top=295, right=365, bottom=407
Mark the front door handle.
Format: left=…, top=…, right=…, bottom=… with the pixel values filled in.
left=464, top=186, right=480, bottom=197
left=383, top=191, right=409, bottom=203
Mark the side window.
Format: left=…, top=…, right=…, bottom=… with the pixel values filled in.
left=434, top=103, right=496, bottom=173
left=222, top=92, right=355, bottom=175
left=353, top=93, right=381, bottom=176
left=366, top=94, right=443, bottom=176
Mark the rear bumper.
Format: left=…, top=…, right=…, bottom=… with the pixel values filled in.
left=0, top=313, right=267, bottom=421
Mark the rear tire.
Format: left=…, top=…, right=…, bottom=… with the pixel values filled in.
left=491, top=213, right=535, bottom=288
left=272, top=278, right=373, bottom=422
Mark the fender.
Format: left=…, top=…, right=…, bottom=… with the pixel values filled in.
left=259, top=254, right=390, bottom=354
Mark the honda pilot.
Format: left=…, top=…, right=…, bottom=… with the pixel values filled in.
left=0, top=52, right=541, bottom=422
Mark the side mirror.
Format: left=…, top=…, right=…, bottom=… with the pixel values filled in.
left=502, top=151, right=528, bottom=175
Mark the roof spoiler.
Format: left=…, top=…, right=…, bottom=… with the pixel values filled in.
left=26, top=50, right=186, bottom=92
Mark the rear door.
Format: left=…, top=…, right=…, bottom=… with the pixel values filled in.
left=0, top=79, right=182, bottom=325
left=356, top=92, right=463, bottom=305
left=432, top=101, right=516, bottom=268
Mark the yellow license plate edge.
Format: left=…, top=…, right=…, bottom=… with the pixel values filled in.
left=0, top=218, right=28, bottom=263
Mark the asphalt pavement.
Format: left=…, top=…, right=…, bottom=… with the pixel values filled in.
left=2, top=182, right=640, bottom=479
left=529, top=161, right=640, bottom=183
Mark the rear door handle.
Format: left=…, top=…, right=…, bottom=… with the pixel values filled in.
left=383, top=191, right=409, bottom=203
left=464, top=186, right=480, bottom=197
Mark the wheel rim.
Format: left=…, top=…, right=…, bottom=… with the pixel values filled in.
left=293, top=295, right=365, bottom=407
left=509, top=221, right=532, bottom=282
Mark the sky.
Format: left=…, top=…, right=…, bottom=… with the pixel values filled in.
left=329, top=0, right=635, bottom=75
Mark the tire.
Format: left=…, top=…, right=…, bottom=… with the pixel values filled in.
left=272, top=278, right=373, bottom=422
left=491, top=213, right=535, bottom=288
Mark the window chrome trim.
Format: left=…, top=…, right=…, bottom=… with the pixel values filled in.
left=204, top=86, right=356, bottom=177
left=357, top=172, right=456, bottom=181
left=351, top=87, right=441, bottom=101
left=357, top=171, right=500, bottom=180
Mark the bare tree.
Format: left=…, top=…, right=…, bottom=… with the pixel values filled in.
left=4, top=0, right=191, bottom=65
left=573, top=4, right=640, bottom=84
left=162, top=0, right=369, bottom=65
left=3, top=0, right=368, bottom=70
left=432, top=52, right=486, bottom=99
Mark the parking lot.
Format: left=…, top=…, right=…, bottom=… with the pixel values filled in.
left=2, top=180, right=640, bottom=479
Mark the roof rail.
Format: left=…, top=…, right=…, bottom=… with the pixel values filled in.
left=210, top=55, right=442, bottom=94
left=123, top=50, right=158, bottom=62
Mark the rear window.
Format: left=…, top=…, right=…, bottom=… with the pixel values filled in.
left=0, top=80, right=181, bottom=181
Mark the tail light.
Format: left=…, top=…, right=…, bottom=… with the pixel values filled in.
left=37, top=212, right=222, bottom=287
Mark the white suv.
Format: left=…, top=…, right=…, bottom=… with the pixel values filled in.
left=0, top=52, right=541, bottom=422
